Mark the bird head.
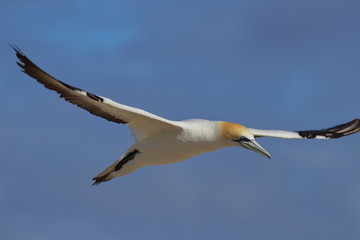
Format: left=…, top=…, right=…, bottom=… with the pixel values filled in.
left=221, top=122, right=271, bottom=159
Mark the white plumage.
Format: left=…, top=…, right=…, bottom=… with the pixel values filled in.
left=13, top=47, right=360, bottom=185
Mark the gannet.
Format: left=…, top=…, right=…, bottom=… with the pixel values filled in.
left=13, top=47, right=360, bottom=185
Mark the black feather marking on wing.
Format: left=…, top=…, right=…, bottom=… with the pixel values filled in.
left=12, top=46, right=127, bottom=124
left=297, top=119, right=360, bottom=139
left=86, top=92, right=104, bottom=102
left=58, top=80, right=84, bottom=92
left=115, top=149, right=140, bottom=171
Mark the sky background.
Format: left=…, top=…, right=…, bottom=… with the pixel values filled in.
left=1, top=0, right=360, bottom=239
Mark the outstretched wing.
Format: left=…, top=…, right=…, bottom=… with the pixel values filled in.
left=13, top=46, right=182, bottom=140
left=249, top=119, right=360, bottom=139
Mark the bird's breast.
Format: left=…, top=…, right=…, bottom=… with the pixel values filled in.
left=135, top=130, right=226, bottom=166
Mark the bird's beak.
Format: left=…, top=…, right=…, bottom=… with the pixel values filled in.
left=240, top=140, right=271, bottom=159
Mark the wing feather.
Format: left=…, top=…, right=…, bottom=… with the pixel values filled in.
left=249, top=119, right=360, bottom=139
left=14, top=46, right=182, bottom=140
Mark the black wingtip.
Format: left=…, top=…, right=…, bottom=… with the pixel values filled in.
left=9, top=44, right=18, bottom=51
left=345, top=118, right=360, bottom=135
left=10, top=44, right=24, bottom=56
left=16, top=61, right=24, bottom=68
left=11, top=45, right=28, bottom=71
left=298, top=118, right=360, bottom=139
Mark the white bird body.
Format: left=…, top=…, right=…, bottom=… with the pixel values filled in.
left=100, top=120, right=234, bottom=180
left=139, top=120, right=232, bottom=163
left=13, top=47, right=360, bottom=185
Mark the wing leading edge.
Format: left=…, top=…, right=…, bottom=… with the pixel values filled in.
left=13, top=46, right=182, bottom=140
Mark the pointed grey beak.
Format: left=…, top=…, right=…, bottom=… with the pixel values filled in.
left=240, top=140, right=271, bottom=159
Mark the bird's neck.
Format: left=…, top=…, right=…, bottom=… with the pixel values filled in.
left=178, top=120, right=234, bottom=149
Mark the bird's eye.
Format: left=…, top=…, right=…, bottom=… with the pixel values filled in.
left=238, top=136, right=251, bottom=142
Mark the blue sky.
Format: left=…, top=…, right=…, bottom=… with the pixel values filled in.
left=1, top=0, right=360, bottom=239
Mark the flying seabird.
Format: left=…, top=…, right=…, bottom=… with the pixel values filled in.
left=13, top=47, right=360, bottom=185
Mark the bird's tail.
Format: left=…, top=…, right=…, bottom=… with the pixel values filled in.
left=92, top=150, right=141, bottom=185
left=92, top=163, right=116, bottom=185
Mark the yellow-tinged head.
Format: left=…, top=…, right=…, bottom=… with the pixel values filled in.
left=221, top=122, right=254, bottom=141
left=221, top=122, right=271, bottom=159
